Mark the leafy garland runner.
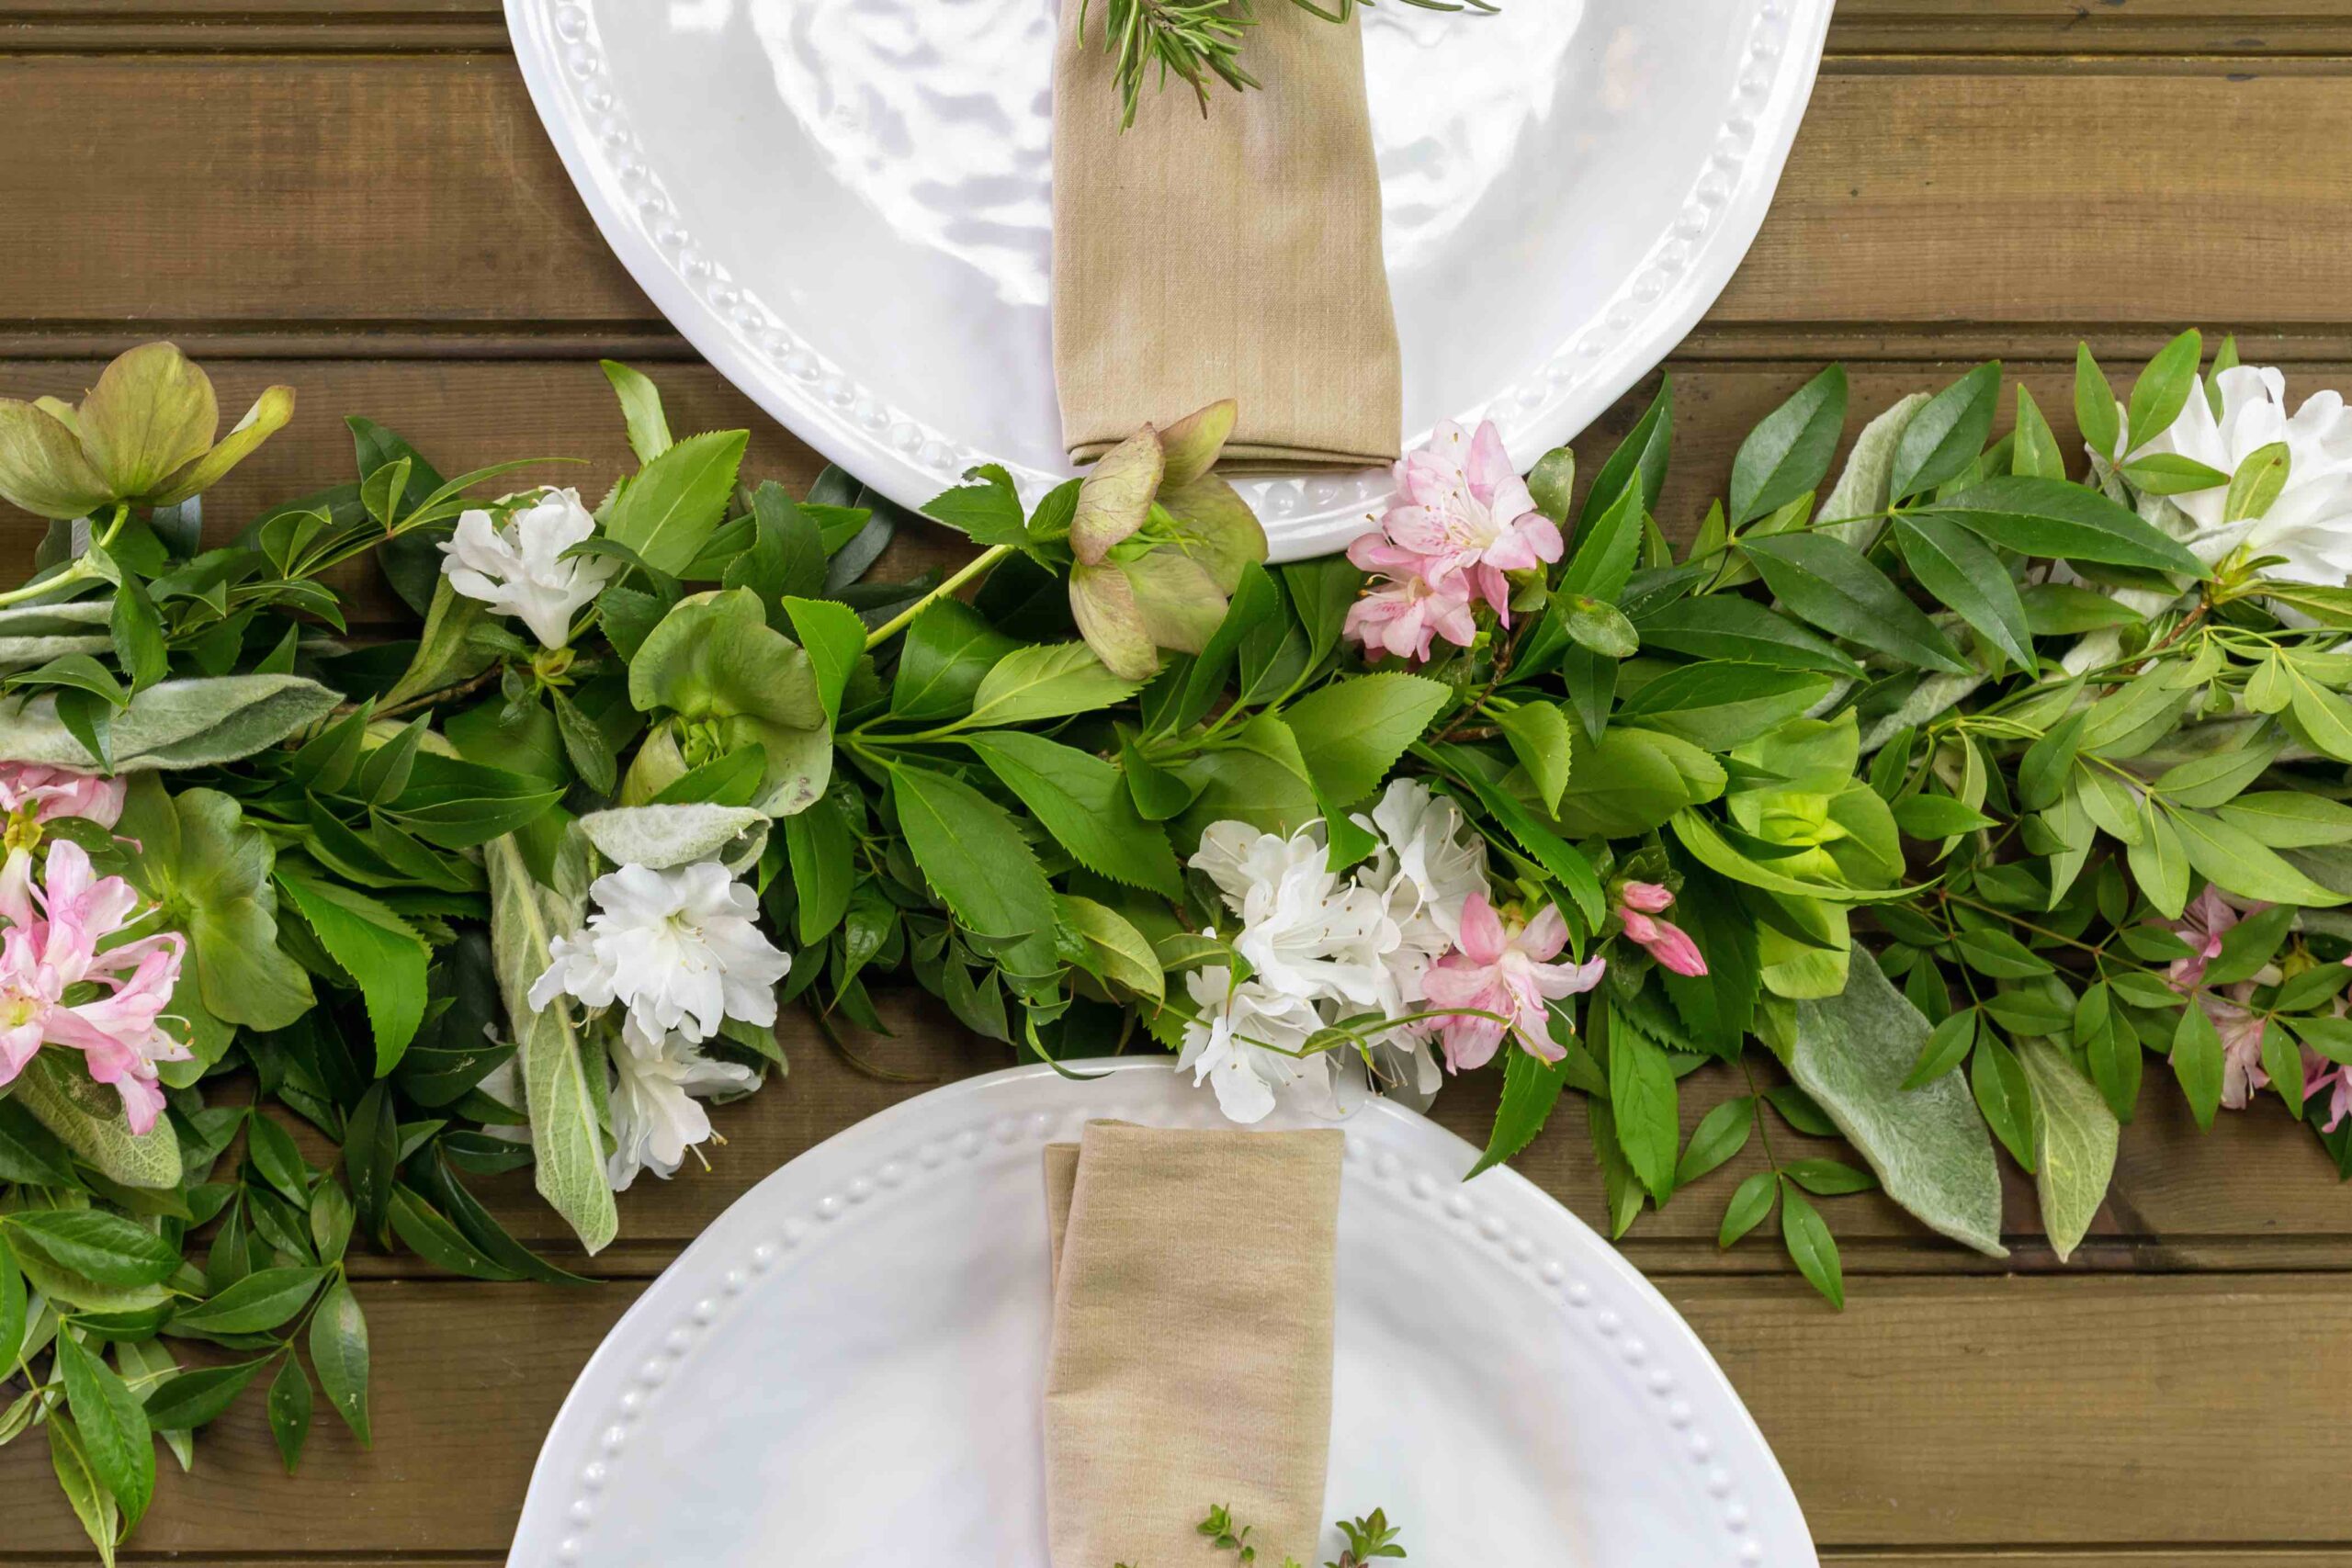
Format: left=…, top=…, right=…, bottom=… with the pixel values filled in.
left=1, top=333, right=2351, bottom=1554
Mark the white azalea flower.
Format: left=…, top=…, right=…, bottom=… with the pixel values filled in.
left=438, top=487, right=620, bottom=649
left=605, top=1032, right=755, bottom=1191
left=2129, top=366, right=2352, bottom=586
left=1188, top=824, right=1397, bottom=1007
left=1177, top=965, right=1325, bottom=1124
left=528, top=860, right=791, bottom=1050
left=1348, top=779, right=1491, bottom=1100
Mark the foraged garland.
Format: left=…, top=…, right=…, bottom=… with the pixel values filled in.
left=2, top=334, right=2351, bottom=1553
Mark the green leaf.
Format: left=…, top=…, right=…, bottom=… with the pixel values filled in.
left=1673, top=1096, right=1755, bottom=1188
left=1607, top=1012, right=1680, bottom=1202
left=1466, top=1048, right=1577, bottom=1179
left=2126, top=328, right=2202, bottom=451
left=276, top=865, right=430, bottom=1074
left=1617, top=661, right=1836, bottom=751
left=604, top=428, right=748, bottom=575
left=2216, top=791, right=2352, bottom=848
left=922, top=464, right=1031, bottom=548
left=1580, top=377, right=1673, bottom=531
left=1557, top=479, right=1643, bottom=603
left=1493, top=701, right=1574, bottom=816
left=2012, top=384, right=2066, bottom=480
left=1783, top=1157, right=1877, bottom=1196
left=49, top=1415, right=121, bottom=1567
left=2015, top=1038, right=2118, bottom=1262
left=1283, top=672, right=1452, bottom=809
left=1632, top=596, right=1861, bottom=678
left=2171, top=999, right=2224, bottom=1131
left=1970, top=1032, right=2039, bottom=1170
left=483, top=836, right=618, bottom=1255
left=1788, top=951, right=2007, bottom=1256
left=0, top=672, right=340, bottom=773
left=1890, top=360, right=2000, bottom=502
left=1903, top=1006, right=1980, bottom=1089
left=1923, top=475, right=2208, bottom=577
left=267, top=1354, right=312, bottom=1474
left=1658, top=860, right=1760, bottom=1056
left=2120, top=452, right=2230, bottom=496
left=891, top=598, right=1017, bottom=723
left=629, top=588, right=830, bottom=815
left=2074, top=344, right=2121, bottom=462
left=55, top=1331, right=153, bottom=1524
left=1891, top=513, right=2034, bottom=670
left=0, top=1235, right=20, bottom=1371
left=4, top=1210, right=179, bottom=1286
left=2020, top=583, right=2144, bottom=636
left=1777, top=1182, right=1845, bottom=1308
left=889, top=761, right=1057, bottom=942
left=599, top=359, right=673, bottom=463
left=1893, top=791, right=1996, bottom=840
left=2169, top=807, right=2346, bottom=907
left=1730, top=365, right=1847, bottom=524
left=964, top=730, right=1182, bottom=897
left=2223, top=440, right=2290, bottom=523
left=781, top=595, right=866, bottom=732
left=1585, top=1102, right=1647, bottom=1240
left=117, top=778, right=313, bottom=1038
left=175, top=1267, right=324, bottom=1334
left=1718, top=1170, right=1777, bottom=1248
left=142, top=1359, right=268, bottom=1431
left=245, top=1111, right=308, bottom=1206
left=1741, top=533, right=1970, bottom=675
left=2154, top=740, right=2280, bottom=810
left=9, top=1055, right=180, bottom=1190
left=2124, top=803, right=2191, bottom=919
left=309, top=1280, right=371, bottom=1447
left=961, top=642, right=1143, bottom=729
left=784, top=793, right=854, bottom=944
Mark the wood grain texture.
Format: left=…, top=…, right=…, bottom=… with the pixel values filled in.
left=6, top=1274, right=2352, bottom=1553
left=11, top=62, right=2352, bottom=333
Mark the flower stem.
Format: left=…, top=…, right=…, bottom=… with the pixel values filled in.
left=0, top=502, right=130, bottom=609
left=863, top=544, right=1012, bottom=650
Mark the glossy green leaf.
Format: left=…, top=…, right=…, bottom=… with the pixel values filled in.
left=1741, top=532, right=1970, bottom=675
left=1730, top=365, right=1847, bottom=524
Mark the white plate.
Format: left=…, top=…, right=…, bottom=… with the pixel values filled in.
left=506, top=0, right=1831, bottom=559
left=508, top=1060, right=1815, bottom=1566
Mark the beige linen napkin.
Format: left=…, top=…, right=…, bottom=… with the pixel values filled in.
left=1051, top=1, right=1402, bottom=468
left=1043, top=1122, right=1344, bottom=1568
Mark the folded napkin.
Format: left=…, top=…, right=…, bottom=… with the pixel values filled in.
left=1050, top=1, right=1402, bottom=468
left=1043, top=1122, right=1344, bottom=1567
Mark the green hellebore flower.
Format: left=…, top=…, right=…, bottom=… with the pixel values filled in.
left=627, top=587, right=831, bottom=816
left=0, top=342, right=295, bottom=521
left=1066, top=400, right=1268, bottom=681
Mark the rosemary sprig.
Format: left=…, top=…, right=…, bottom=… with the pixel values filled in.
left=1084, top=0, right=1498, bottom=130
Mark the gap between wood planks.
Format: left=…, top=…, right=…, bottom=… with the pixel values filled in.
left=7, top=6, right=2352, bottom=62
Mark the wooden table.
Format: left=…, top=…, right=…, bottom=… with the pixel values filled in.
left=5, top=3, right=2351, bottom=1562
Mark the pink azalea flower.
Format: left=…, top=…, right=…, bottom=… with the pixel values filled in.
left=0, top=762, right=125, bottom=832
left=0, top=840, right=187, bottom=1134
left=1614, top=881, right=1708, bottom=977
left=2167, top=886, right=2263, bottom=991
left=1382, top=421, right=1563, bottom=620
left=1419, top=893, right=1605, bottom=1073
left=1341, top=566, right=1479, bottom=664
left=2303, top=1047, right=2352, bottom=1134
left=2202, top=986, right=2271, bottom=1111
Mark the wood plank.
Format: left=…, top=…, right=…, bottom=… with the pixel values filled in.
left=12, top=62, right=2352, bottom=332
left=8, top=2, right=2352, bottom=56
left=6, top=1273, right=2350, bottom=1552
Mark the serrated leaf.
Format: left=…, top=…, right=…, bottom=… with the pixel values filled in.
left=1607, top=1011, right=1680, bottom=1202
left=889, top=761, right=1057, bottom=942
left=964, top=730, right=1182, bottom=897
left=1283, top=672, right=1453, bottom=809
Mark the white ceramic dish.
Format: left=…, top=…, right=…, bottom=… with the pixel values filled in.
left=507, top=1059, right=1815, bottom=1566
left=506, top=0, right=1831, bottom=560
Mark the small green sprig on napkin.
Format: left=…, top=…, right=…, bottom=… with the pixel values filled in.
left=1085, top=0, right=1497, bottom=128
left=1159, top=1502, right=1407, bottom=1568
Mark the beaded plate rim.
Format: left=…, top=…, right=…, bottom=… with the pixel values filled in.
left=503, top=0, right=1835, bottom=561
left=506, top=1059, right=1818, bottom=1567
